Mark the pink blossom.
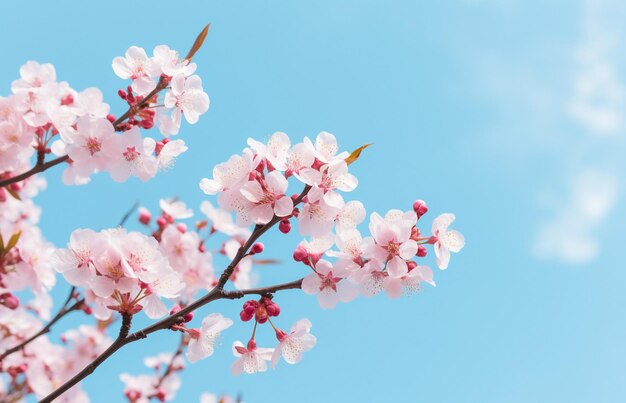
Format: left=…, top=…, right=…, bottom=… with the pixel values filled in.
left=383, top=265, right=435, bottom=298
left=164, top=74, right=209, bottom=126
left=200, top=201, right=251, bottom=238
left=247, top=131, right=291, bottom=171
left=270, top=318, right=317, bottom=368
left=187, top=313, right=234, bottom=363
left=304, top=131, right=349, bottom=164
left=200, top=149, right=256, bottom=195
left=160, top=199, right=193, bottom=220
left=64, top=116, right=116, bottom=177
left=112, top=46, right=155, bottom=95
left=367, top=209, right=418, bottom=278
left=102, top=127, right=158, bottom=182
left=298, top=196, right=343, bottom=237
left=301, top=259, right=358, bottom=309
left=432, top=213, right=465, bottom=270
left=240, top=171, right=293, bottom=224
left=231, top=340, right=274, bottom=375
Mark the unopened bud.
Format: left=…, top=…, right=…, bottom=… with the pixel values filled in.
left=279, top=219, right=291, bottom=234
left=138, top=207, right=151, bottom=225
left=176, top=223, right=187, bottom=233
left=417, top=245, right=427, bottom=257
left=183, top=312, right=194, bottom=323
left=156, top=216, right=168, bottom=228
left=413, top=199, right=428, bottom=218
left=293, top=246, right=308, bottom=262
left=250, top=242, right=264, bottom=255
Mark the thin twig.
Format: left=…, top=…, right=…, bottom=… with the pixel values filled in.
left=0, top=287, right=83, bottom=361
left=0, top=67, right=170, bottom=190
left=118, top=201, right=140, bottom=227
left=152, top=334, right=186, bottom=391
left=39, top=186, right=310, bottom=402
left=39, top=278, right=304, bottom=403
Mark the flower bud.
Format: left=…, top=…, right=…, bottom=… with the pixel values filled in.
left=279, top=219, right=291, bottom=234
left=250, top=242, right=264, bottom=255
left=413, top=199, right=428, bottom=218
left=183, top=312, right=194, bottom=323
left=138, top=207, right=151, bottom=225
left=417, top=245, right=427, bottom=257
left=293, top=245, right=308, bottom=262
left=266, top=301, right=280, bottom=317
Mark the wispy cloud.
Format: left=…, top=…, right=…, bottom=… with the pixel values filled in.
left=567, top=0, right=625, bottom=136
left=533, top=170, right=618, bottom=264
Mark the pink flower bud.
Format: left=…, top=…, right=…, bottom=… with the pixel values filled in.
left=154, top=388, right=167, bottom=402
left=183, top=312, right=194, bottom=323
left=266, top=302, right=280, bottom=317
left=243, top=300, right=259, bottom=314
left=0, top=293, right=19, bottom=310
left=293, top=245, right=308, bottom=262
left=413, top=199, right=428, bottom=218
left=156, top=216, right=168, bottom=228
left=170, top=305, right=182, bottom=315
left=138, top=208, right=151, bottom=225
left=80, top=304, right=93, bottom=315
left=106, top=114, right=116, bottom=123
left=407, top=261, right=418, bottom=271
left=61, top=94, right=74, bottom=106
left=417, top=245, right=427, bottom=257
left=240, top=310, right=254, bottom=322
left=279, top=219, right=291, bottom=234
left=176, top=223, right=187, bottom=233
left=250, top=242, right=264, bottom=255
left=125, top=390, right=141, bottom=401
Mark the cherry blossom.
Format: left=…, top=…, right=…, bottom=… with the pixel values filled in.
left=367, top=209, right=418, bottom=278
left=383, top=264, right=435, bottom=298
left=112, top=46, right=155, bottom=95
left=186, top=313, right=234, bottom=363
left=432, top=213, right=465, bottom=270
left=101, top=127, right=158, bottom=182
left=271, top=318, right=317, bottom=367
left=164, top=74, right=210, bottom=126
left=240, top=170, right=293, bottom=224
left=301, top=259, right=358, bottom=309
left=231, top=340, right=274, bottom=375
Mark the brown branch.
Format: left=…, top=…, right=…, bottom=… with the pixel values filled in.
left=151, top=334, right=186, bottom=392
left=39, top=277, right=304, bottom=403
left=0, top=21, right=211, bottom=190
left=0, top=287, right=83, bottom=361
left=40, top=185, right=311, bottom=402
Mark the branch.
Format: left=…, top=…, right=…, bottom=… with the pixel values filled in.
left=0, top=287, right=84, bottom=361
left=151, top=334, right=186, bottom=392
left=39, top=278, right=303, bottom=403
left=40, top=184, right=310, bottom=402
left=39, top=313, right=133, bottom=403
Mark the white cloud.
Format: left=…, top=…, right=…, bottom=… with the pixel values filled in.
left=567, top=0, right=625, bottom=136
left=533, top=170, right=618, bottom=264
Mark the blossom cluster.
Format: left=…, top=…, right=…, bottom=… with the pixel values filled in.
left=200, top=131, right=465, bottom=310
left=0, top=174, right=55, bottom=317
left=0, top=43, right=209, bottom=187
left=0, top=312, right=110, bottom=402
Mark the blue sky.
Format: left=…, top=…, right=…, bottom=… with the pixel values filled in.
left=2, top=1, right=626, bottom=402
